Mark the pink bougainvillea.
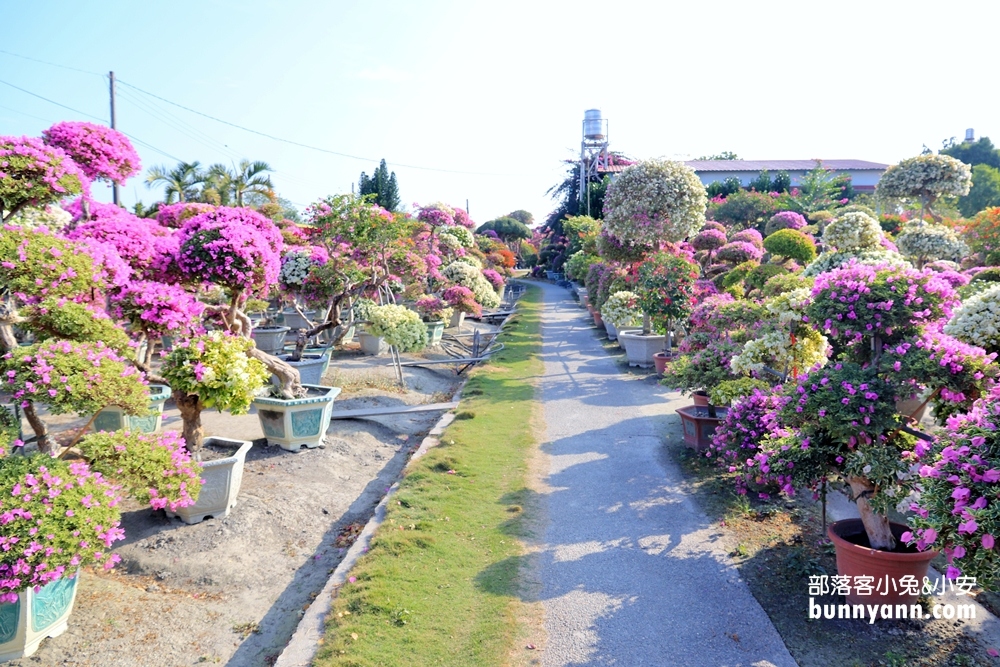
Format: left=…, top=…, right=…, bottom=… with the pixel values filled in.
left=0, top=135, right=90, bottom=215
left=111, top=281, right=206, bottom=338
left=175, top=206, right=283, bottom=293
left=481, top=268, right=504, bottom=290
left=42, top=121, right=140, bottom=184
left=65, top=199, right=160, bottom=273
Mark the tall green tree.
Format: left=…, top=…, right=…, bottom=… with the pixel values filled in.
left=507, top=210, right=534, bottom=227
left=358, top=159, right=400, bottom=211
left=228, top=160, right=274, bottom=207
left=942, top=136, right=1000, bottom=169
left=958, top=164, right=1000, bottom=217
left=696, top=151, right=740, bottom=160
left=145, top=161, right=204, bottom=203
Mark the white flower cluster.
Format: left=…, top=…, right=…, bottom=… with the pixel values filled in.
left=454, top=254, right=483, bottom=268
left=803, top=249, right=910, bottom=277
left=822, top=211, right=883, bottom=251
left=367, top=304, right=428, bottom=352
left=603, top=159, right=707, bottom=245
left=438, top=233, right=464, bottom=254
left=442, top=261, right=501, bottom=309
left=731, top=328, right=829, bottom=376
left=4, top=205, right=72, bottom=230
left=944, top=283, right=1000, bottom=352
left=765, top=288, right=812, bottom=325
left=895, top=222, right=969, bottom=263
left=279, top=251, right=315, bottom=288
left=876, top=154, right=972, bottom=200
left=601, top=291, right=641, bottom=328
left=440, top=225, right=474, bottom=248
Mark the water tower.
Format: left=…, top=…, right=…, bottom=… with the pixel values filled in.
left=579, top=109, right=610, bottom=216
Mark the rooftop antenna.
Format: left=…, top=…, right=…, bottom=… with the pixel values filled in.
left=579, top=109, right=609, bottom=217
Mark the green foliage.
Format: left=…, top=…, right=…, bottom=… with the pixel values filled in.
left=697, top=151, right=740, bottom=160
left=560, top=215, right=601, bottom=254
left=505, top=210, right=534, bottom=226
left=705, top=177, right=742, bottom=198
left=476, top=217, right=531, bottom=242
left=763, top=229, right=817, bottom=264
left=958, top=164, right=1000, bottom=217
left=709, top=377, right=771, bottom=406
left=366, top=304, right=428, bottom=352
left=660, top=341, right=742, bottom=394
left=23, top=299, right=132, bottom=352
left=745, top=263, right=788, bottom=292
left=0, top=405, right=19, bottom=448
left=941, top=135, right=1000, bottom=169
left=786, top=161, right=854, bottom=212
left=709, top=190, right=779, bottom=230
left=79, top=430, right=203, bottom=511
left=0, top=138, right=86, bottom=217
left=718, top=261, right=759, bottom=290
left=761, top=272, right=813, bottom=298
left=971, top=268, right=1000, bottom=284
left=0, top=227, right=101, bottom=302
left=358, top=159, right=401, bottom=212
left=636, top=253, right=700, bottom=330
left=563, top=251, right=599, bottom=282
left=161, top=333, right=269, bottom=412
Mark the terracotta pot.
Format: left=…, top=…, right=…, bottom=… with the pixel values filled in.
left=677, top=405, right=727, bottom=452
left=692, top=390, right=711, bottom=408
left=827, top=519, right=938, bottom=606
left=653, top=351, right=676, bottom=376
left=592, top=311, right=605, bottom=329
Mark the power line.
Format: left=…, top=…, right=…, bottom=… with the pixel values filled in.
left=117, top=79, right=512, bottom=176
left=0, top=48, right=104, bottom=78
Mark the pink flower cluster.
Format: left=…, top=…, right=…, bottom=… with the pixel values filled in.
left=111, top=281, right=206, bottom=337
left=0, top=135, right=91, bottom=205
left=42, top=122, right=140, bottom=184
left=442, top=285, right=481, bottom=317
left=176, top=207, right=283, bottom=293
left=65, top=200, right=161, bottom=272
left=481, top=268, right=504, bottom=290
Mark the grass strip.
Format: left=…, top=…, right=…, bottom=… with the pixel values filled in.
left=314, top=285, right=542, bottom=667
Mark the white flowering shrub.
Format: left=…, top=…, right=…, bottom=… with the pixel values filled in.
left=4, top=205, right=72, bottom=230
left=603, top=159, right=707, bottom=245
left=442, top=261, right=501, bottom=309
left=895, top=222, right=969, bottom=265
left=876, top=154, right=972, bottom=201
left=367, top=304, right=428, bottom=352
left=944, top=284, right=1000, bottom=353
left=601, top=291, right=641, bottom=328
left=822, top=211, right=883, bottom=251
left=440, top=225, right=474, bottom=248
left=765, top=288, right=812, bottom=325
left=803, top=249, right=910, bottom=277
left=437, top=233, right=464, bottom=255
left=279, top=251, right=315, bottom=288
left=730, top=328, right=829, bottom=375
left=454, top=254, right=483, bottom=268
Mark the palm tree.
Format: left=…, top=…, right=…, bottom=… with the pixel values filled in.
left=229, top=159, right=274, bottom=207
left=202, top=163, right=235, bottom=206
left=145, top=162, right=204, bottom=203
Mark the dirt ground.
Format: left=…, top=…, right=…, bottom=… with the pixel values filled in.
left=3, top=328, right=495, bottom=667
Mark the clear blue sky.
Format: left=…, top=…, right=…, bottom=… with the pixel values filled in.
left=3, top=0, right=998, bottom=225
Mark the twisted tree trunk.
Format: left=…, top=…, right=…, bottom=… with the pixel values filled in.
left=22, top=402, right=55, bottom=455
left=847, top=476, right=895, bottom=551
left=174, top=391, right=204, bottom=452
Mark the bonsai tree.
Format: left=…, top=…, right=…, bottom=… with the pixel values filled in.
left=765, top=211, right=807, bottom=236
left=600, top=291, right=642, bottom=330
left=414, top=295, right=453, bottom=324
left=634, top=252, right=700, bottom=348
left=603, top=159, right=707, bottom=246
left=763, top=228, right=817, bottom=265
left=0, top=135, right=89, bottom=222
left=161, top=332, right=270, bottom=450
left=42, top=121, right=141, bottom=186
left=110, top=281, right=206, bottom=369
left=804, top=211, right=907, bottom=277
left=442, top=286, right=481, bottom=318
left=876, top=154, right=972, bottom=222
left=759, top=262, right=994, bottom=550
left=690, top=228, right=727, bottom=276
left=894, top=222, right=968, bottom=268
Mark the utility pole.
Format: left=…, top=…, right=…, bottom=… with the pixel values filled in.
left=466, top=199, right=469, bottom=215
left=109, top=71, right=120, bottom=206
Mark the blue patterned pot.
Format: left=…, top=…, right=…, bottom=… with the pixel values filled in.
left=425, top=320, right=445, bottom=346
left=93, top=384, right=172, bottom=434
left=251, top=385, right=341, bottom=452
left=0, top=573, right=80, bottom=661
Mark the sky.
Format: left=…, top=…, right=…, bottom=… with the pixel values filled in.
left=2, top=0, right=999, bottom=226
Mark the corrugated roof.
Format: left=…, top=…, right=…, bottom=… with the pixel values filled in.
left=684, top=159, right=889, bottom=172
left=596, top=164, right=631, bottom=173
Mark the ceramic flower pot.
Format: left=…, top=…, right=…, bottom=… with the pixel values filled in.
left=677, top=405, right=728, bottom=452
left=425, top=320, right=446, bottom=346
left=827, top=519, right=938, bottom=606
left=605, top=320, right=618, bottom=340
left=592, top=311, right=605, bottom=329
left=617, top=330, right=666, bottom=368
left=692, top=390, right=711, bottom=408
left=357, top=332, right=387, bottom=356
left=652, top=351, right=677, bottom=376
left=282, top=309, right=316, bottom=331
left=252, top=385, right=341, bottom=452
left=276, top=353, right=330, bottom=386
left=0, top=574, right=80, bottom=661
left=93, top=384, right=172, bottom=434
left=448, top=311, right=465, bottom=329
left=250, top=326, right=290, bottom=354
left=165, top=438, right=252, bottom=525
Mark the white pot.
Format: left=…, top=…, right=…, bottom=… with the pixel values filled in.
left=282, top=309, right=317, bottom=331
left=165, top=438, right=252, bottom=525
left=357, top=332, right=387, bottom=356
left=449, top=311, right=465, bottom=329
left=617, top=330, right=666, bottom=368
left=250, top=326, right=291, bottom=354
left=0, top=574, right=80, bottom=661
left=251, top=385, right=341, bottom=452
left=605, top=320, right=619, bottom=340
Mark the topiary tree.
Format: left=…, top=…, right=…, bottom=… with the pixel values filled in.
left=603, top=159, right=707, bottom=247
left=42, top=122, right=141, bottom=185
left=0, top=135, right=89, bottom=222
left=634, top=252, right=700, bottom=349
left=895, top=222, right=969, bottom=268
left=764, top=211, right=807, bottom=236
left=763, top=228, right=817, bottom=264
left=876, top=154, right=972, bottom=222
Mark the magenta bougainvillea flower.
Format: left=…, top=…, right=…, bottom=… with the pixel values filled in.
left=42, top=122, right=140, bottom=184
left=0, top=135, right=91, bottom=212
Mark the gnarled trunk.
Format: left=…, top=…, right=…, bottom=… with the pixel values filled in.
left=847, top=476, right=895, bottom=551
left=174, top=391, right=204, bottom=452
left=247, top=347, right=305, bottom=399
left=22, top=402, right=55, bottom=455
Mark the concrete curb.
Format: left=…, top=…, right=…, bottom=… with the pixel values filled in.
left=273, top=386, right=465, bottom=666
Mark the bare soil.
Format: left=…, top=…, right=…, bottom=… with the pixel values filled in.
left=3, top=334, right=488, bottom=667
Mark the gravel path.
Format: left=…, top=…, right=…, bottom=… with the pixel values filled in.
left=533, top=282, right=798, bottom=667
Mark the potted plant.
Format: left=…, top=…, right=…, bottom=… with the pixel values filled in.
left=600, top=291, right=640, bottom=342
left=626, top=252, right=700, bottom=369
left=414, top=295, right=453, bottom=347
left=366, top=304, right=429, bottom=353
left=755, top=261, right=994, bottom=605
left=0, top=451, right=125, bottom=660
left=442, top=285, right=481, bottom=329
